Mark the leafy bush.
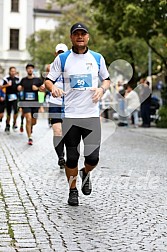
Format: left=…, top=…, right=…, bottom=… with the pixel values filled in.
left=156, top=106, right=167, bottom=128
left=161, top=84, right=167, bottom=106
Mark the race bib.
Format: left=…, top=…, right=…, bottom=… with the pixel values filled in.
left=70, top=74, right=92, bottom=90
left=25, top=92, right=35, bottom=101
left=8, top=94, right=17, bottom=101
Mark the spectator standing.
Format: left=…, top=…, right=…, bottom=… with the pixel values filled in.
left=100, top=88, right=113, bottom=122
left=140, top=78, right=152, bottom=127
left=125, top=83, right=140, bottom=127
left=117, top=84, right=128, bottom=126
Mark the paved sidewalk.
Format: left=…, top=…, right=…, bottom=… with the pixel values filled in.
left=131, top=126, right=167, bottom=140
left=0, top=117, right=167, bottom=251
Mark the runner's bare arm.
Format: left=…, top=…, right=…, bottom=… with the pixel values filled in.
left=45, top=79, right=65, bottom=98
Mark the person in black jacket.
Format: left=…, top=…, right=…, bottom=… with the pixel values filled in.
left=140, top=79, right=152, bottom=127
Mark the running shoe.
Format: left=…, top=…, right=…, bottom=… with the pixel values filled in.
left=58, top=158, right=66, bottom=169
left=20, top=124, right=24, bottom=133
left=12, top=124, right=18, bottom=131
left=28, top=138, right=33, bottom=145
left=79, top=168, right=92, bottom=195
left=117, top=122, right=128, bottom=127
left=5, top=125, right=10, bottom=133
left=68, top=188, right=79, bottom=206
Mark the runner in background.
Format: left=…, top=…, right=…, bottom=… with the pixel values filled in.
left=2, top=66, right=20, bottom=133
left=17, top=63, right=43, bottom=145
left=47, top=43, right=68, bottom=169
left=0, top=88, right=5, bottom=126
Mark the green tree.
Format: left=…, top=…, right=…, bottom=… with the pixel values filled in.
left=91, top=0, right=167, bottom=81
left=27, top=0, right=167, bottom=83
left=27, top=0, right=114, bottom=71
left=26, top=29, right=65, bottom=71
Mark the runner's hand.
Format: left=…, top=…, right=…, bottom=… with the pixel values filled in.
left=8, top=80, right=12, bottom=86
left=91, top=87, right=104, bottom=103
left=39, top=84, right=46, bottom=92
left=32, top=85, right=39, bottom=91
left=17, top=85, right=23, bottom=91
left=0, top=97, right=4, bottom=102
left=51, top=85, right=65, bottom=98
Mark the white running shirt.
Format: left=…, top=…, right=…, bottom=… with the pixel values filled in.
left=48, top=62, right=63, bottom=106
left=47, top=49, right=109, bottom=118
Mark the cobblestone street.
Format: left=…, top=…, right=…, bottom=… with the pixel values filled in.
left=0, top=117, right=167, bottom=252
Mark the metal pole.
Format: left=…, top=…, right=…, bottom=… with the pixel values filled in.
left=148, top=46, right=152, bottom=76
left=148, top=46, right=152, bottom=88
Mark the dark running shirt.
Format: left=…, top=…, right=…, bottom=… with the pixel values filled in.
left=3, top=76, right=20, bottom=95
left=19, top=77, right=42, bottom=102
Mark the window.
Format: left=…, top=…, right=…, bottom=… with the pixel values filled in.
left=11, top=0, right=19, bottom=12
left=10, top=29, right=19, bottom=50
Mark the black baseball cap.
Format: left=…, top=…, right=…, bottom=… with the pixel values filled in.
left=70, top=22, right=88, bottom=34
left=26, top=63, right=35, bottom=69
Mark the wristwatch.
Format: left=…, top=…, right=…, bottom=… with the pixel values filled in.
left=100, top=86, right=106, bottom=94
